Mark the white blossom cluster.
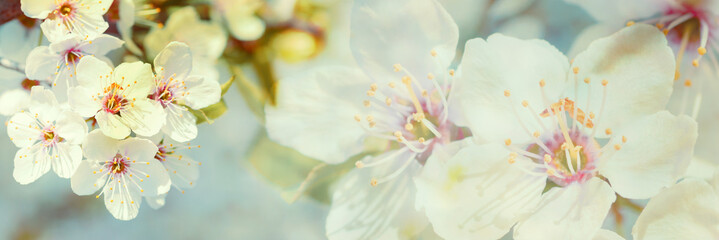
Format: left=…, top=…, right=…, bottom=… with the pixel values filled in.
left=3, top=0, right=221, bottom=220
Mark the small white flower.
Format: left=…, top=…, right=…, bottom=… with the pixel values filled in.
left=632, top=175, right=719, bottom=240
left=144, top=134, right=200, bottom=209
left=20, top=0, right=112, bottom=40
left=68, top=55, right=165, bottom=139
left=71, top=130, right=171, bottom=220
left=144, top=6, right=227, bottom=83
left=414, top=24, right=697, bottom=240
left=25, top=33, right=123, bottom=100
left=6, top=86, right=87, bottom=184
left=149, top=42, right=221, bottom=142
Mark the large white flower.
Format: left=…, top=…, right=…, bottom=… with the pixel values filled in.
left=25, top=33, right=123, bottom=101
left=144, top=6, right=227, bottom=83
left=6, top=86, right=87, bottom=184
left=143, top=134, right=200, bottom=209
left=68, top=56, right=165, bottom=139
left=632, top=175, right=719, bottom=240
left=265, top=0, right=460, bottom=238
left=71, top=130, right=171, bottom=220
left=20, top=0, right=112, bottom=40
left=149, top=42, right=221, bottom=142
left=415, top=24, right=697, bottom=240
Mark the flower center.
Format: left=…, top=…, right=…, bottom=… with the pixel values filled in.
left=150, top=84, right=174, bottom=108
left=65, top=50, right=81, bottom=64
left=40, top=126, right=63, bottom=145
left=527, top=128, right=599, bottom=186
left=55, top=2, right=75, bottom=18
left=101, top=83, right=128, bottom=115
left=109, top=154, right=129, bottom=174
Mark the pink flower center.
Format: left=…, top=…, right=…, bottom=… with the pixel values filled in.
left=101, top=83, right=128, bottom=115
left=108, top=154, right=129, bottom=174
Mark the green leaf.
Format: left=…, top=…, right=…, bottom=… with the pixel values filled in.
left=228, top=63, right=267, bottom=123
left=220, top=75, right=235, bottom=95
left=247, top=133, right=356, bottom=204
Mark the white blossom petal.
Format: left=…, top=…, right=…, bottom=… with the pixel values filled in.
left=415, top=143, right=546, bottom=239
left=181, top=75, right=220, bottom=110
left=632, top=178, right=719, bottom=240
left=20, top=0, right=55, bottom=18
left=120, top=99, right=165, bottom=137
left=350, top=0, right=458, bottom=86
left=571, top=24, right=675, bottom=138
left=161, top=105, right=198, bottom=142
left=82, top=130, right=119, bottom=161
left=153, top=41, right=193, bottom=83
left=96, top=111, right=131, bottom=139
left=13, top=144, right=51, bottom=184
left=513, top=178, right=616, bottom=240
left=51, top=143, right=82, bottom=178
left=7, top=112, right=42, bottom=148
left=70, top=160, right=107, bottom=195
left=265, top=67, right=370, bottom=164
left=452, top=34, right=568, bottom=144
left=25, top=46, right=60, bottom=82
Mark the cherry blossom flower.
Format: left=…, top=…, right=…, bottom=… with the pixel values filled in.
left=265, top=0, right=461, bottom=238
left=68, top=55, right=165, bottom=139
left=632, top=173, right=719, bottom=240
left=25, top=33, right=123, bottom=101
left=6, top=86, right=87, bottom=184
left=414, top=24, right=697, bottom=239
left=71, top=130, right=171, bottom=220
left=116, top=0, right=162, bottom=55
left=144, top=6, right=227, bottom=83
left=143, top=134, right=200, bottom=209
left=149, top=42, right=221, bottom=142
left=20, top=0, right=113, bottom=40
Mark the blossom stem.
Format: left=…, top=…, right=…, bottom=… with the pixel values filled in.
left=0, top=57, right=24, bottom=74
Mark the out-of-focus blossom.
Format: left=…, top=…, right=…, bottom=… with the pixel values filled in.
left=6, top=86, right=86, bottom=184
left=266, top=0, right=462, bottom=238
left=20, top=0, right=112, bottom=40
left=417, top=24, right=696, bottom=239
left=144, top=6, right=227, bottom=83
left=632, top=173, right=719, bottom=240
left=25, top=33, right=123, bottom=100
left=0, top=19, right=43, bottom=116
left=117, top=0, right=161, bottom=55
left=68, top=56, right=164, bottom=139
left=213, top=0, right=265, bottom=41
left=71, top=130, right=171, bottom=220
left=149, top=42, right=221, bottom=142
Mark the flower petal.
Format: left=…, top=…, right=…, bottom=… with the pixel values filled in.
left=96, top=111, right=131, bottom=139
left=350, top=0, right=458, bottom=86
left=0, top=89, right=30, bottom=116
left=78, top=34, right=124, bottom=56
left=7, top=112, right=41, bottom=147
left=415, top=143, right=546, bottom=239
left=181, top=75, right=221, bottom=110
left=82, top=129, right=119, bottom=161
left=161, top=105, right=198, bottom=142
left=25, top=46, right=61, bottom=82
left=513, top=178, right=616, bottom=240
left=131, top=157, right=172, bottom=197
left=20, top=0, right=55, bottom=18
left=54, top=111, right=88, bottom=145
left=226, top=15, right=265, bottom=41
left=76, top=56, right=113, bottom=92
left=70, top=160, right=107, bottom=195
left=164, top=153, right=199, bottom=190
left=153, top=41, right=193, bottom=83
left=29, top=86, right=60, bottom=122
left=13, top=144, right=51, bottom=184
left=600, top=111, right=697, bottom=199
left=265, top=67, right=370, bottom=164
left=632, top=178, right=719, bottom=240
left=117, top=138, right=158, bottom=166
left=120, top=99, right=166, bottom=137
left=67, top=86, right=100, bottom=117
left=326, top=150, right=428, bottom=240
left=51, top=143, right=82, bottom=178
left=571, top=24, right=675, bottom=137
left=451, top=34, right=569, bottom=144
left=103, top=178, right=142, bottom=220
left=113, top=61, right=154, bottom=99
left=145, top=193, right=167, bottom=210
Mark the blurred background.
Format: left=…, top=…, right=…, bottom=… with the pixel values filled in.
left=0, top=0, right=629, bottom=239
